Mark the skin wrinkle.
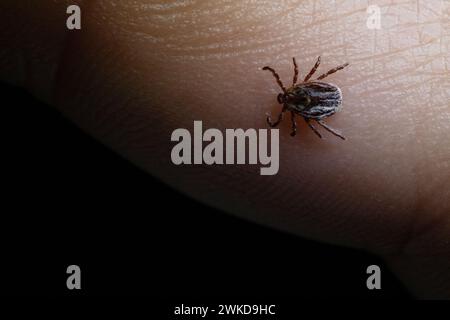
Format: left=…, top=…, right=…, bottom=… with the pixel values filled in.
left=108, top=1, right=358, bottom=60
left=409, top=1, right=450, bottom=253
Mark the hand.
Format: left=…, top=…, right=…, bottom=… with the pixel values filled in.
left=1, top=0, right=449, bottom=298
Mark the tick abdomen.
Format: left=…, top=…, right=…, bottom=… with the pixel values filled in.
left=288, top=81, right=342, bottom=120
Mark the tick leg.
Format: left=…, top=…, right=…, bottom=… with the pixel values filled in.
left=303, top=56, right=321, bottom=82
left=292, top=57, right=299, bottom=86
left=316, top=120, right=346, bottom=140
left=304, top=118, right=322, bottom=139
left=266, top=106, right=286, bottom=127
left=290, top=111, right=297, bottom=136
left=316, top=62, right=349, bottom=80
left=262, top=66, right=287, bottom=93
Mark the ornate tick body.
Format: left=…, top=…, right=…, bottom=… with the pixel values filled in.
left=263, top=56, right=349, bottom=140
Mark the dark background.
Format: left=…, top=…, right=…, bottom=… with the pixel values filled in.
left=0, top=82, right=410, bottom=298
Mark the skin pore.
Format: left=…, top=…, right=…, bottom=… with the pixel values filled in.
left=1, top=0, right=449, bottom=298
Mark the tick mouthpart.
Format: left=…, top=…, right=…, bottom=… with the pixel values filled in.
left=277, top=93, right=285, bottom=104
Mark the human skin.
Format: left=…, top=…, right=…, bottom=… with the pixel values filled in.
left=1, top=0, right=449, bottom=298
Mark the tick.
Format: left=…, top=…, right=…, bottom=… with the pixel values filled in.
left=262, top=56, right=349, bottom=140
